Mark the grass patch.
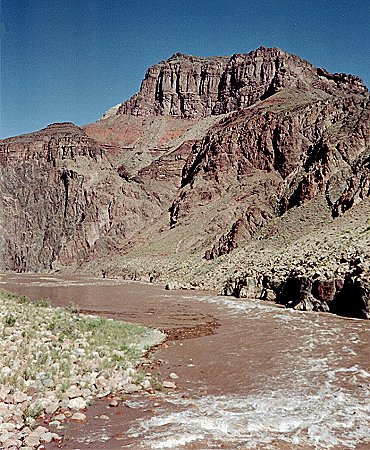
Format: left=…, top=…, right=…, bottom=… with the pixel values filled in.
left=0, top=288, right=162, bottom=427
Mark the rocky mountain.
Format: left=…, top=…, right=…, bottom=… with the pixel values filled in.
left=0, top=47, right=369, bottom=318
left=118, top=47, right=365, bottom=118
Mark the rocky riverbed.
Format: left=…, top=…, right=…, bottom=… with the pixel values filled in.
left=0, top=290, right=165, bottom=449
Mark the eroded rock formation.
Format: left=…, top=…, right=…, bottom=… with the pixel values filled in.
left=0, top=123, right=164, bottom=271
left=118, top=47, right=366, bottom=119
left=0, top=47, right=369, bottom=318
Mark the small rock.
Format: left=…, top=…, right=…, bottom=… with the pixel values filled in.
left=81, top=388, right=92, bottom=397
left=169, top=372, right=179, bottom=380
left=97, top=390, right=110, bottom=398
left=39, top=432, right=55, bottom=444
left=24, top=433, right=40, bottom=447
left=99, top=415, right=109, bottom=420
left=68, top=397, right=86, bottom=410
left=3, top=438, right=22, bottom=448
left=13, top=392, right=28, bottom=403
left=42, top=378, right=54, bottom=388
left=162, top=381, right=176, bottom=389
left=124, top=384, right=142, bottom=393
left=0, top=424, right=16, bottom=433
left=45, top=402, right=59, bottom=415
left=34, top=426, right=48, bottom=437
left=53, top=413, right=66, bottom=421
left=0, top=432, right=14, bottom=443
left=48, top=421, right=61, bottom=428
left=66, top=386, right=82, bottom=399
left=18, top=427, right=31, bottom=438
left=141, top=379, right=151, bottom=390
left=95, top=376, right=107, bottom=388
left=109, top=399, right=119, bottom=407
left=71, top=412, right=86, bottom=422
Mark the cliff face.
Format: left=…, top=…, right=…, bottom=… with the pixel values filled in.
left=117, top=47, right=366, bottom=119
left=0, top=123, right=164, bottom=272
left=1, top=47, right=369, bottom=317
left=169, top=93, right=369, bottom=259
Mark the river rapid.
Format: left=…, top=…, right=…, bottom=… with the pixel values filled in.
left=0, top=274, right=369, bottom=449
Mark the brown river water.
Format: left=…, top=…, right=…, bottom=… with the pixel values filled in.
left=0, top=274, right=369, bottom=449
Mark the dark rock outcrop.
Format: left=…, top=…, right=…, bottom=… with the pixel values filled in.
left=222, top=258, right=370, bottom=319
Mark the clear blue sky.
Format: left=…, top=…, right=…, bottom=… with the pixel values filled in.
left=0, top=0, right=369, bottom=138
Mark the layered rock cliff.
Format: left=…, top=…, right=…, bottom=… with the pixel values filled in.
left=117, top=47, right=366, bottom=119
left=0, top=47, right=369, bottom=318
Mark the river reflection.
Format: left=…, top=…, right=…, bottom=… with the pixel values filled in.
left=1, top=273, right=369, bottom=449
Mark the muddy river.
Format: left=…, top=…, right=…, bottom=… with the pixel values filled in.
left=0, top=274, right=369, bottom=449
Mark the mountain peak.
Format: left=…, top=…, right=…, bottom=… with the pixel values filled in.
left=110, top=47, right=367, bottom=120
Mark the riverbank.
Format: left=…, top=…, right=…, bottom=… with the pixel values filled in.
left=1, top=275, right=369, bottom=449
left=78, top=199, right=370, bottom=320
left=0, top=289, right=165, bottom=449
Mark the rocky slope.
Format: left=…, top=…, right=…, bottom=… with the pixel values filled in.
left=0, top=47, right=369, bottom=318
left=0, top=122, right=167, bottom=272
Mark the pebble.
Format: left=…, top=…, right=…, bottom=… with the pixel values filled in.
left=3, top=438, right=22, bottom=448
left=169, top=372, right=179, bottom=380
left=99, top=415, right=109, bottom=420
left=13, top=392, right=28, bottom=403
left=141, top=379, right=152, bottom=390
left=45, top=402, right=59, bottom=415
left=40, top=432, right=56, bottom=443
left=42, top=378, right=54, bottom=388
left=0, top=432, right=15, bottom=442
left=124, top=383, right=142, bottom=393
left=0, top=424, right=16, bottom=433
left=48, top=421, right=61, bottom=428
left=95, top=376, right=108, bottom=388
left=68, top=397, right=87, bottom=410
left=34, top=426, right=48, bottom=436
left=71, top=412, right=86, bottom=421
left=24, top=433, right=40, bottom=447
left=66, top=386, right=82, bottom=399
left=162, top=381, right=177, bottom=389
left=97, top=390, right=110, bottom=398
left=109, top=399, right=119, bottom=407
left=53, top=413, right=66, bottom=421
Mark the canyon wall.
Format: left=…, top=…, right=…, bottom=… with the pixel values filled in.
left=0, top=47, right=369, bottom=317
left=0, top=123, right=164, bottom=272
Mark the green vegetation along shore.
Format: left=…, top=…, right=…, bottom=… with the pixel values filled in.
left=0, top=289, right=165, bottom=448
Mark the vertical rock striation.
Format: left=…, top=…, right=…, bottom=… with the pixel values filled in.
left=0, top=123, right=164, bottom=272
left=117, top=47, right=366, bottom=119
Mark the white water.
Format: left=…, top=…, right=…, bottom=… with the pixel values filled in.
left=124, top=293, right=370, bottom=449
left=1, top=274, right=369, bottom=449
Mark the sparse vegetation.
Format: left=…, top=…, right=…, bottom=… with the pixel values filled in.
left=0, top=289, right=165, bottom=447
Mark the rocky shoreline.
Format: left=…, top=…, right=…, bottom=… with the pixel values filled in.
left=221, top=255, right=370, bottom=319
left=0, top=290, right=165, bottom=449
left=92, top=199, right=370, bottom=321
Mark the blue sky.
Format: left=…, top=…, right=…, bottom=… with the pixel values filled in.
left=0, top=0, right=369, bottom=138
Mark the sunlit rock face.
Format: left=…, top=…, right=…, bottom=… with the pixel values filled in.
left=0, top=123, right=164, bottom=271
left=117, top=47, right=366, bottom=119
